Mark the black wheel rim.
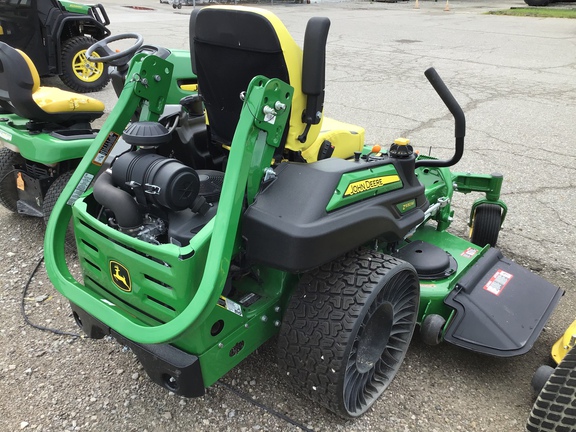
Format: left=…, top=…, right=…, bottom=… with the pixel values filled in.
left=343, top=270, right=418, bottom=416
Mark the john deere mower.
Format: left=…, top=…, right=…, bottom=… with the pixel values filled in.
left=0, top=34, right=197, bottom=222
left=44, top=6, right=562, bottom=418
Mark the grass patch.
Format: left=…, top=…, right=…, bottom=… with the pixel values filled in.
left=488, top=7, right=576, bottom=18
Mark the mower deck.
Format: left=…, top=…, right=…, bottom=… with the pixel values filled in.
left=401, top=226, right=563, bottom=357
left=444, top=247, right=562, bottom=357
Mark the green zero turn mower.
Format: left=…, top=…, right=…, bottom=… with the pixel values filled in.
left=44, top=6, right=563, bottom=418
left=0, top=0, right=111, bottom=93
left=0, top=33, right=197, bottom=222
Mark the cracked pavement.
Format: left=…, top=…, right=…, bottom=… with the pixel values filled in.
left=1, top=0, right=575, bottom=431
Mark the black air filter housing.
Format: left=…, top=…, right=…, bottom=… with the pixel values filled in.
left=112, top=151, right=200, bottom=211
left=123, top=122, right=172, bottom=148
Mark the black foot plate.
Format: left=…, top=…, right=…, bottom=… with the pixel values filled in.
left=444, top=248, right=563, bottom=357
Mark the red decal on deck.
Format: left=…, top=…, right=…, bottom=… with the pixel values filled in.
left=461, top=247, right=478, bottom=259
left=483, top=269, right=513, bottom=296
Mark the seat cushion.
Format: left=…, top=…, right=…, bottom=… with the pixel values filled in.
left=32, top=86, right=105, bottom=114
left=302, top=116, right=365, bottom=162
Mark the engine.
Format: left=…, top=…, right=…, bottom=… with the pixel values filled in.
left=92, top=121, right=223, bottom=246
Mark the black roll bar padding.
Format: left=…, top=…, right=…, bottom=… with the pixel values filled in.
left=415, top=68, right=466, bottom=168
left=298, top=16, right=330, bottom=143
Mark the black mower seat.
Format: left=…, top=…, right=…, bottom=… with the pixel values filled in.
left=0, top=42, right=104, bottom=125
left=190, top=6, right=364, bottom=162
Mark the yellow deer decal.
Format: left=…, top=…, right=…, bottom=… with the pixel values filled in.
left=110, top=262, right=131, bottom=291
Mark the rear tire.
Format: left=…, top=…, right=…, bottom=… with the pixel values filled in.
left=278, top=249, right=419, bottom=418
left=60, top=36, right=110, bottom=93
left=0, top=147, right=24, bottom=213
left=42, top=170, right=75, bottom=248
left=470, top=204, right=502, bottom=248
left=527, top=348, right=576, bottom=432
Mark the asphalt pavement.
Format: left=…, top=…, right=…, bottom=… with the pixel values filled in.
left=1, top=0, right=575, bottom=431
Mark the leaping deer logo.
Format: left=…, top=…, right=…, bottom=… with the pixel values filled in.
left=110, top=261, right=131, bottom=292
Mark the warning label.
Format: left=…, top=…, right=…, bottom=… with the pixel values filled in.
left=66, top=173, right=94, bottom=206
left=93, top=132, right=120, bottom=166
left=461, top=247, right=478, bottom=259
left=483, top=269, right=513, bottom=296
left=217, top=296, right=243, bottom=317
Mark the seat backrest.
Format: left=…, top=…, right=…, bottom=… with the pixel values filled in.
left=0, top=42, right=40, bottom=117
left=0, top=42, right=103, bottom=125
left=189, top=6, right=326, bottom=157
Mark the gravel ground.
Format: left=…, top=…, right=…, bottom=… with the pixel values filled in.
left=1, top=1, right=576, bottom=431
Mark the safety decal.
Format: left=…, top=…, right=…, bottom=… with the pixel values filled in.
left=66, top=173, right=94, bottom=206
left=344, top=175, right=401, bottom=197
left=93, top=132, right=120, bottom=166
left=461, top=247, right=478, bottom=259
left=16, top=172, right=25, bottom=191
left=483, top=269, right=513, bottom=296
left=217, top=296, right=243, bottom=317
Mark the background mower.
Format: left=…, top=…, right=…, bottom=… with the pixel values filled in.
left=44, top=6, right=562, bottom=418
left=0, top=33, right=197, bottom=223
left=0, top=0, right=111, bottom=93
left=526, top=321, right=576, bottom=432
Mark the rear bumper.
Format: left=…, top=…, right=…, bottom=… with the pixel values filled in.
left=70, top=303, right=205, bottom=398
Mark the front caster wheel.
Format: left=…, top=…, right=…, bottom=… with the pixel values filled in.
left=278, top=249, right=419, bottom=418
left=470, top=204, right=502, bottom=248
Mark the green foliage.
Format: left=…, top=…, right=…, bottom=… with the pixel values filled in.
left=488, top=7, right=576, bottom=18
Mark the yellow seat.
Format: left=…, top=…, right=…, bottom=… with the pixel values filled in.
left=32, top=86, right=104, bottom=114
left=0, top=42, right=104, bottom=126
left=190, top=6, right=364, bottom=163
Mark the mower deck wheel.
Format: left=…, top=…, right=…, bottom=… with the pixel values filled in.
left=0, top=147, right=24, bottom=213
left=470, top=203, right=502, bottom=248
left=420, top=314, right=446, bottom=346
left=527, top=347, right=576, bottom=432
left=60, top=36, right=110, bottom=93
left=530, top=365, right=555, bottom=395
left=277, top=249, right=419, bottom=418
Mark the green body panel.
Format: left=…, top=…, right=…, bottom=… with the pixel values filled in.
left=164, top=49, right=198, bottom=105
left=0, top=117, right=93, bottom=163
left=59, top=0, right=91, bottom=15
left=326, top=164, right=403, bottom=212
